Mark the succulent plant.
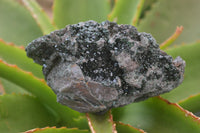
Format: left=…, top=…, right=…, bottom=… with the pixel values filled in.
left=0, top=0, right=199, bottom=133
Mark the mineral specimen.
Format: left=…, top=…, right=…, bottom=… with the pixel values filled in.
left=26, top=20, right=185, bottom=113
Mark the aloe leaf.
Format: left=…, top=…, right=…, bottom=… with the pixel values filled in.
left=139, top=0, right=157, bottom=19
left=0, top=78, right=28, bottom=94
left=132, top=0, right=145, bottom=26
left=22, top=0, right=57, bottom=35
left=0, top=0, right=42, bottom=46
left=53, top=0, right=110, bottom=28
left=161, top=42, right=200, bottom=102
left=0, top=94, right=56, bottom=133
left=0, top=60, right=88, bottom=129
left=116, top=122, right=145, bottom=133
left=0, top=39, right=43, bottom=78
left=108, top=0, right=142, bottom=25
left=86, top=111, right=116, bottom=133
left=160, top=26, right=184, bottom=50
left=0, top=79, right=5, bottom=94
left=24, top=127, right=89, bottom=133
left=138, top=0, right=200, bottom=45
left=112, top=97, right=200, bottom=133
left=179, top=94, right=200, bottom=116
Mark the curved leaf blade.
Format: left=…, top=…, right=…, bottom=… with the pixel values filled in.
left=22, top=0, right=57, bottom=35
left=116, top=122, right=145, bottom=133
left=138, top=0, right=200, bottom=45
left=25, top=127, right=89, bottom=133
left=108, top=0, right=142, bottom=25
left=0, top=0, right=42, bottom=46
left=53, top=0, right=110, bottom=28
left=112, top=97, right=200, bottom=133
left=0, top=77, right=28, bottom=94
left=179, top=94, right=200, bottom=116
left=160, top=26, right=184, bottom=50
left=132, top=0, right=145, bottom=26
left=0, top=39, right=43, bottom=78
left=0, top=94, right=56, bottom=133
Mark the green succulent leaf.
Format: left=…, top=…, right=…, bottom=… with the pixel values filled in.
left=25, top=127, right=89, bottom=133
left=161, top=42, right=200, bottom=102
left=0, top=79, right=5, bottom=94
left=0, top=60, right=88, bottom=129
left=86, top=111, right=116, bottom=133
left=0, top=0, right=42, bottom=46
left=138, top=0, right=200, bottom=45
left=0, top=78, right=28, bottom=94
left=116, top=122, right=145, bottom=133
left=139, top=0, right=157, bottom=19
left=0, top=94, right=56, bottom=133
left=179, top=94, right=200, bottom=116
left=0, top=39, right=43, bottom=78
left=53, top=0, right=110, bottom=28
left=22, top=0, right=57, bottom=34
left=108, top=0, right=143, bottom=25
left=112, top=97, right=200, bottom=133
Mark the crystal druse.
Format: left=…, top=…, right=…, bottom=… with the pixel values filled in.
left=26, top=20, right=185, bottom=113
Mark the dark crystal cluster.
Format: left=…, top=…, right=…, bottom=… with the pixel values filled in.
left=26, top=20, right=185, bottom=113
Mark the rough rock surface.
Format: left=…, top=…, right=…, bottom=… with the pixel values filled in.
left=26, top=20, right=185, bottom=113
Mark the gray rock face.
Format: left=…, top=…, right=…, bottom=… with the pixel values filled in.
left=26, top=20, right=185, bottom=113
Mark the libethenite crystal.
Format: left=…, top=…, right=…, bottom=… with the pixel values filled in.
left=26, top=20, right=185, bottom=113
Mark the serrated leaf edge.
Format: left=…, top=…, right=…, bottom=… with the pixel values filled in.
left=0, top=59, right=46, bottom=85
left=132, top=0, right=145, bottom=27
left=158, top=96, right=200, bottom=123
left=178, top=93, right=200, bottom=104
left=86, top=110, right=117, bottom=133
left=109, top=110, right=117, bottom=133
left=22, top=0, right=57, bottom=35
left=116, top=121, right=146, bottom=133
left=0, top=38, right=25, bottom=50
left=24, top=126, right=88, bottom=133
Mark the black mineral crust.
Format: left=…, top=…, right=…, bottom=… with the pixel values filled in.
left=26, top=20, right=185, bottom=113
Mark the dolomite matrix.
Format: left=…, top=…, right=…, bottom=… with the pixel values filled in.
left=26, top=20, right=185, bottom=113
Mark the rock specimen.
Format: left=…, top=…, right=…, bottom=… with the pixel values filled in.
left=26, top=20, right=185, bottom=113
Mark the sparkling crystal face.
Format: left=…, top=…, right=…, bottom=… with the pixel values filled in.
left=26, top=20, right=185, bottom=113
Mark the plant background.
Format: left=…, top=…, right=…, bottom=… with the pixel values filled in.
left=0, top=0, right=199, bottom=133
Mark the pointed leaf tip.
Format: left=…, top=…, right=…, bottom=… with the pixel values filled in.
left=116, top=122, right=146, bottom=133
left=160, top=26, right=184, bottom=50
